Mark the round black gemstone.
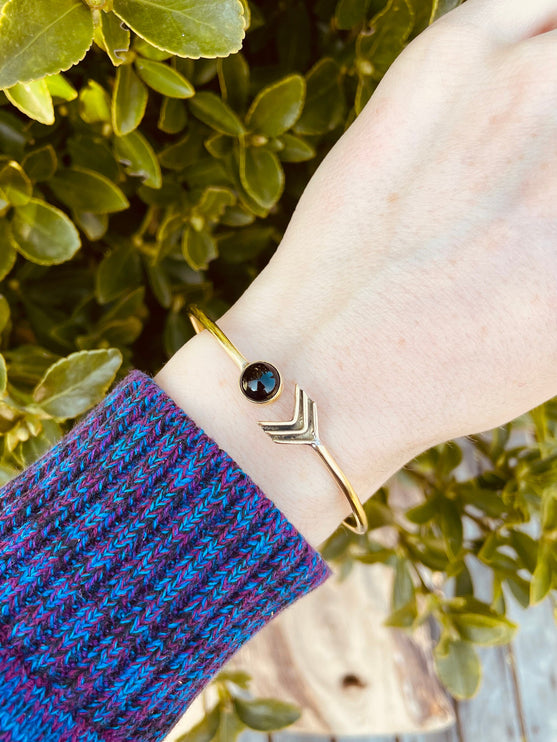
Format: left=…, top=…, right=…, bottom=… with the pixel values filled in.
left=240, top=361, right=281, bottom=403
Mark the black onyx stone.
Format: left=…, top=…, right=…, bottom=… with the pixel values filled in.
left=240, top=361, right=281, bottom=403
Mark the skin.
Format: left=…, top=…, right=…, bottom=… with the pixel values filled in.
left=155, top=0, right=557, bottom=548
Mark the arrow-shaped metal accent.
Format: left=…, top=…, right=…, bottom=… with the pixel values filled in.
left=258, top=384, right=320, bottom=445
left=257, top=382, right=368, bottom=534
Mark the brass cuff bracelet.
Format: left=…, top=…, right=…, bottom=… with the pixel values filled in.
left=187, top=305, right=368, bottom=535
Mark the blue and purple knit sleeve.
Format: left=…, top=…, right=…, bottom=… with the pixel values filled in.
left=0, top=369, right=331, bottom=742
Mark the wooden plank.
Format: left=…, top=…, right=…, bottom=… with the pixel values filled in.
left=455, top=644, right=523, bottom=742
left=506, top=597, right=557, bottom=741
left=450, top=435, right=525, bottom=742
left=453, top=558, right=523, bottom=742
left=271, top=734, right=337, bottom=742
left=398, top=729, right=459, bottom=742
left=238, top=732, right=266, bottom=742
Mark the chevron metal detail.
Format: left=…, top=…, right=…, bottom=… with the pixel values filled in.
left=258, top=384, right=320, bottom=446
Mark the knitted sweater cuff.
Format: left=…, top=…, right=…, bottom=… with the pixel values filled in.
left=0, top=369, right=331, bottom=742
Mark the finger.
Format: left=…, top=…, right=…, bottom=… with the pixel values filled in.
left=443, top=0, right=557, bottom=43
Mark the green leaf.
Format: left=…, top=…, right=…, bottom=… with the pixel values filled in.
left=217, top=53, right=249, bottom=113
left=194, top=186, right=235, bottom=221
left=220, top=203, right=254, bottom=227
left=364, top=0, right=415, bottom=69
left=320, top=526, right=352, bottom=561
left=49, top=167, right=129, bottom=214
left=454, top=563, right=474, bottom=596
left=217, top=225, right=272, bottom=263
left=68, top=135, right=119, bottom=180
left=73, top=211, right=108, bottom=241
left=22, top=145, right=57, bottom=182
left=434, top=639, right=481, bottom=700
left=182, top=224, right=217, bottom=271
left=405, top=536, right=449, bottom=571
left=294, top=58, right=345, bottom=135
left=33, top=348, right=122, bottom=419
left=102, top=286, right=146, bottom=325
left=384, top=599, right=418, bottom=628
left=112, top=0, right=246, bottom=59
left=95, top=241, right=142, bottom=304
left=4, top=79, right=54, bottom=124
left=355, top=549, right=394, bottom=566
left=405, top=496, right=438, bottom=525
left=0, top=293, right=8, bottom=331
left=205, top=133, right=234, bottom=159
left=0, top=109, right=27, bottom=158
left=0, top=353, right=7, bottom=395
left=531, top=555, right=552, bottom=605
left=189, top=92, right=245, bottom=136
left=99, top=11, right=130, bottom=66
left=19, top=417, right=62, bottom=467
left=134, top=36, right=172, bottom=61
left=215, top=670, right=252, bottom=689
left=430, top=0, right=462, bottom=23
left=335, top=0, right=369, bottom=29
left=239, top=145, right=284, bottom=210
left=79, top=80, right=111, bottom=124
left=393, top=557, right=415, bottom=611
left=158, top=97, right=187, bottom=133
left=11, top=199, right=80, bottom=265
left=542, top=491, right=557, bottom=530
left=0, top=161, right=32, bottom=205
left=112, top=63, right=148, bottom=136
left=163, top=310, right=193, bottom=356
left=0, top=0, right=94, bottom=89
left=233, top=697, right=301, bottom=731
left=0, top=227, right=17, bottom=279
left=114, top=130, right=162, bottom=189
left=507, top=575, right=531, bottom=609
left=3, top=344, right=60, bottom=388
left=439, top=497, right=463, bottom=559
left=511, top=530, right=538, bottom=573
left=175, top=705, right=220, bottom=742
left=214, top=709, right=245, bottom=742
left=156, top=214, right=185, bottom=260
left=278, top=133, right=315, bottom=162
left=45, top=72, right=77, bottom=101
left=438, top=442, right=463, bottom=478
left=246, top=74, right=305, bottom=137
left=135, top=58, right=194, bottom=99
left=187, top=157, right=231, bottom=190
left=356, top=0, right=414, bottom=83
left=277, top=3, right=311, bottom=71
left=144, top=260, right=172, bottom=308
left=452, top=612, right=517, bottom=646
left=158, top=131, right=203, bottom=170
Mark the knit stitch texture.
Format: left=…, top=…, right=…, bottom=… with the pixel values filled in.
left=0, top=369, right=331, bottom=742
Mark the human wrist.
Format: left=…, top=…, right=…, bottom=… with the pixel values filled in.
left=154, top=284, right=423, bottom=547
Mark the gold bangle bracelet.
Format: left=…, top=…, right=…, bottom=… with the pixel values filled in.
left=187, top=304, right=368, bottom=535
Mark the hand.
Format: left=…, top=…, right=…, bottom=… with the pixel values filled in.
left=156, top=0, right=557, bottom=546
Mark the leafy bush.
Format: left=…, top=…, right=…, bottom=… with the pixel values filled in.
left=1, top=0, right=555, bottom=722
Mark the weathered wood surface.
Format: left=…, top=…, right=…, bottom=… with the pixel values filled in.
left=506, top=598, right=557, bottom=741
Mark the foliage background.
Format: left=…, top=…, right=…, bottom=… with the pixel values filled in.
left=1, top=0, right=556, bottom=730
